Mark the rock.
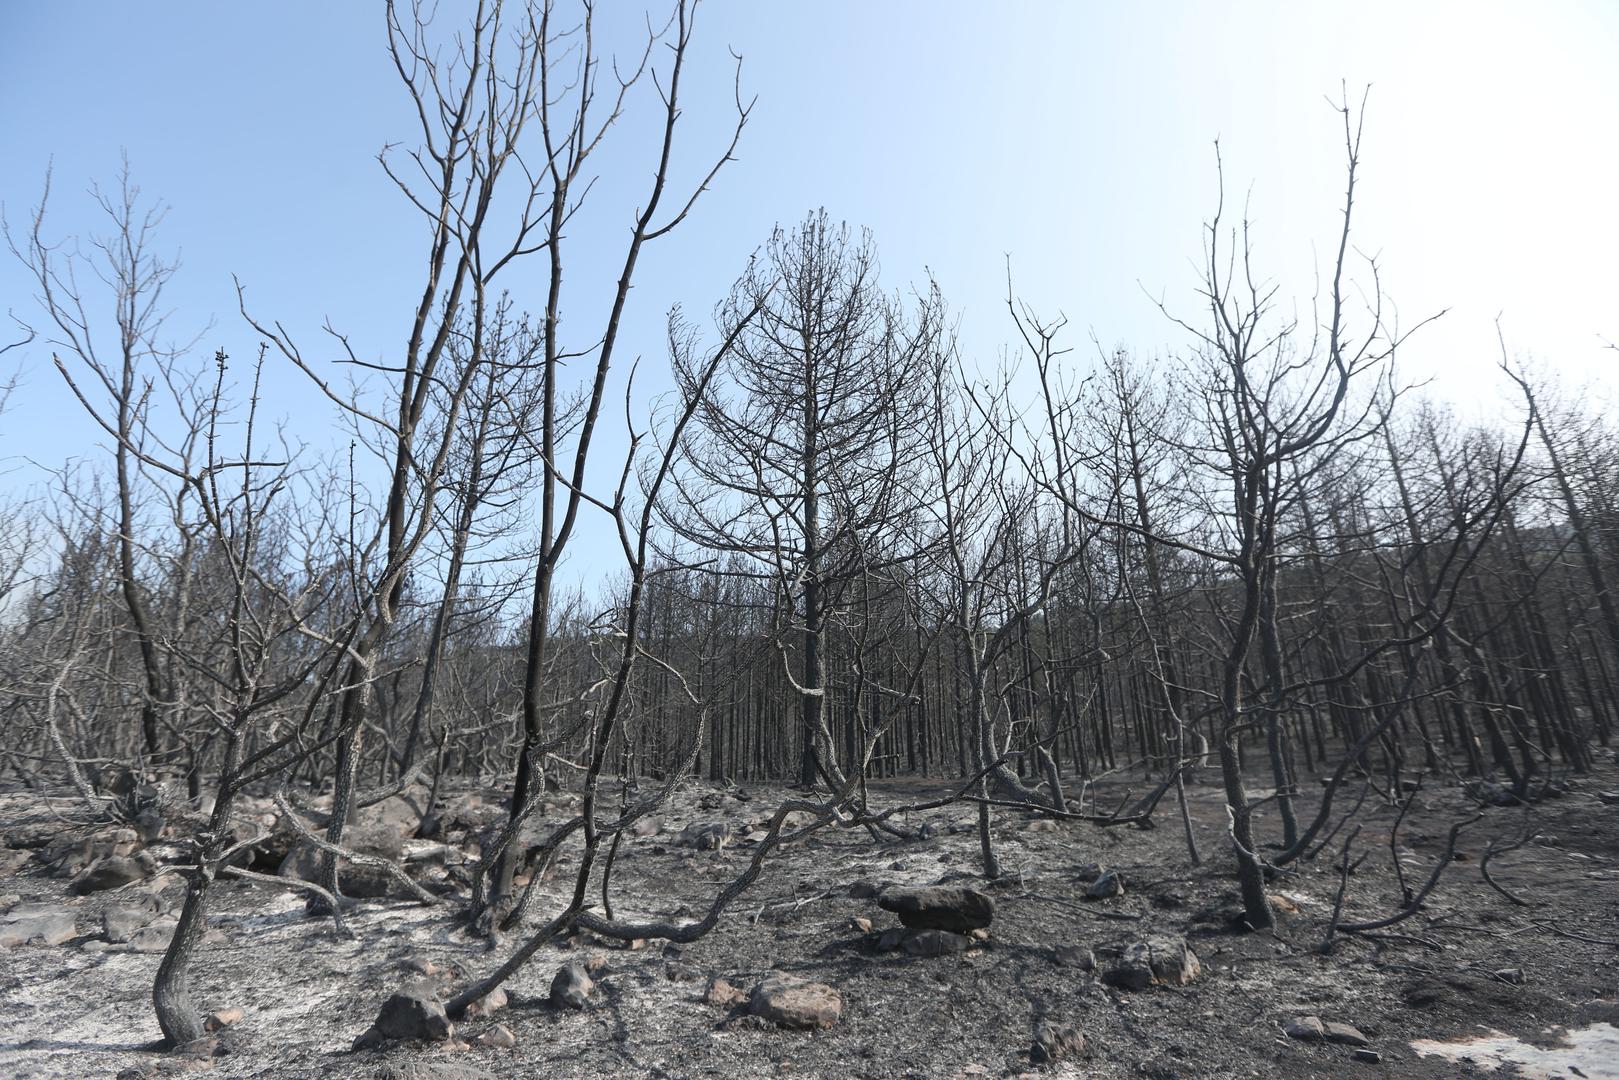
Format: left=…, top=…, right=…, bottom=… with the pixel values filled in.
left=846, top=880, right=882, bottom=900
left=704, top=977, right=749, bottom=1009
left=1085, top=871, right=1124, bottom=900
left=847, top=916, right=874, bottom=933
left=679, top=822, right=732, bottom=851
left=875, top=928, right=907, bottom=953
left=901, top=928, right=971, bottom=956
left=375, top=1065, right=494, bottom=1080
left=1351, top=1049, right=1381, bottom=1064
left=1052, top=944, right=1096, bottom=970
left=71, top=855, right=146, bottom=894
left=0, top=907, right=77, bottom=947
left=550, top=961, right=594, bottom=1009
left=362, top=978, right=453, bottom=1044
left=279, top=822, right=408, bottom=899
left=1492, top=967, right=1524, bottom=984
left=1323, top=1021, right=1369, bottom=1047
left=919, top=822, right=941, bottom=840
left=462, top=985, right=507, bottom=1017
left=703, top=977, right=748, bottom=1009
left=628, top=816, right=662, bottom=838
left=1025, top=819, right=1061, bottom=833
left=748, top=974, right=842, bottom=1030
left=1030, top=1020, right=1085, bottom=1064
left=127, top=918, right=178, bottom=953
left=1104, top=936, right=1201, bottom=990
left=204, top=1007, right=244, bottom=1032
left=1283, top=1016, right=1326, bottom=1041
left=877, top=886, right=995, bottom=933
left=103, top=904, right=152, bottom=943
left=476, top=1023, right=516, bottom=1049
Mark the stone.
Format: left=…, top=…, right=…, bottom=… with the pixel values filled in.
left=1351, top=1049, right=1381, bottom=1064
left=127, top=918, right=178, bottom=952
left=846, top=879, right=881, bottom=899
left=901, top=928, right=971, bottom=956
left=1085, top=871, right=1124, bottom=900
left=1030, top=1020, right=1085, bottom=1065
left=476, top=1023, right=516, bottom=1049
left=71, top=855, right=146, bottom=894
left=748, top=974, right=842, bottom=1030
left=703, top=977, right=748, bottom=1009
left=1283, top=1016, right=1326, bottom=1041
left=877, top=886, right=995, bottom=933
left=103, top=904, right=152, bottom=943
left=0, top=908, right=77, bottom=947
left=1053, top=945, right=1096, bottom=970
left=364, top=978, right=453, bottom=1043
left=875, top=928, right=908, bottom=953
left=679, top=822, right=732, bottom=851
left=629, top=816, right=662, bottom=838
left=1104, top=936, right=1201, bottom=990
left=204, top=1007, right=244, bottom=1032
left=462, top=985, right=508, bottom=1017
left=1025, top=819, right=1061, bottom=833
left=847, top=916, right=874, bottom=933
left=279, top=822, right=408, bottom=899
left=375, top=1065, right=494, bottom=1080
left=1323, top=1021, right=1369, bottom=1047
left=550, top=961, right=594, bottom=1009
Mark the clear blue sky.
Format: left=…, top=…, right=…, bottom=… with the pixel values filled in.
left=3, top=1, right=1616, bottom=572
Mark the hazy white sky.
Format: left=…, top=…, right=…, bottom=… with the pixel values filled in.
left=2, top=1, right=1615, bottom=509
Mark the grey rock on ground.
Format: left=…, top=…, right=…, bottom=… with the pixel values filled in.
left=1030, top=1020, right=1086, bottom=1064
left=550, top=961, right=595, bottom=1009
left=0, top=905, right=77, bottom=948
left=279, top=822, right=408, bottom=899
left=900, top=928, right=972, bottom=956
left=1104, top=936, right=1201, bottom=990
left=1283, top=1016, right=1326, bottom=1041
left=703, top=977, right=749, bottom=1009
left=71, top=855, right=145, bottom=894
left=748, top=974, right=842, bottom=1030
left=102, top=903, right=152, bottom=943
left=357, top=978, right=453, bottom=1045
left=877, top=885, right=994, bottom=933
left=1085, top=870, right=1124, bottom=900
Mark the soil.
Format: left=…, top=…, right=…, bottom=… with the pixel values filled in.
left=2, top=760, right=1617, bottom=1080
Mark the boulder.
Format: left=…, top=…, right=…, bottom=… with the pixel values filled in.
left=550, top=961, right=594, bottom=1009
left=748, top=974, right=842, bottom=1030
left=476, top=1024, right=517, bottom=1049
left=71, top=855, right=145, bottom=894
left=126, top=918, right=178, bottom=953
left=358, top=978, right=452, bottom=1044
left=1323, top=1021, right=1369, bottom=1047
left=901, top=928, right=971, bottom=957
left=1085, top=871, right=1124, bottom=900
left=204, top=1007, right=244, bottom=1032
left=1283, top=1016, right=1326, bottom=1041
left=102, top=904, right=152, bottom=943
left=1030, top=1020, right=1085, bottom=1064
left=279, top=822, right=407, bottom=898
left=679, top=822, right=732, bottom=851
left=703, top=977, right=748, bottom=1009
left=462, top=985, right=508, bottom=1017
left=0, top=907, right=76, bottom=948
left=1104, top=936, right=1201, bottom=990
left=877, top=886, right=995, bottom=933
